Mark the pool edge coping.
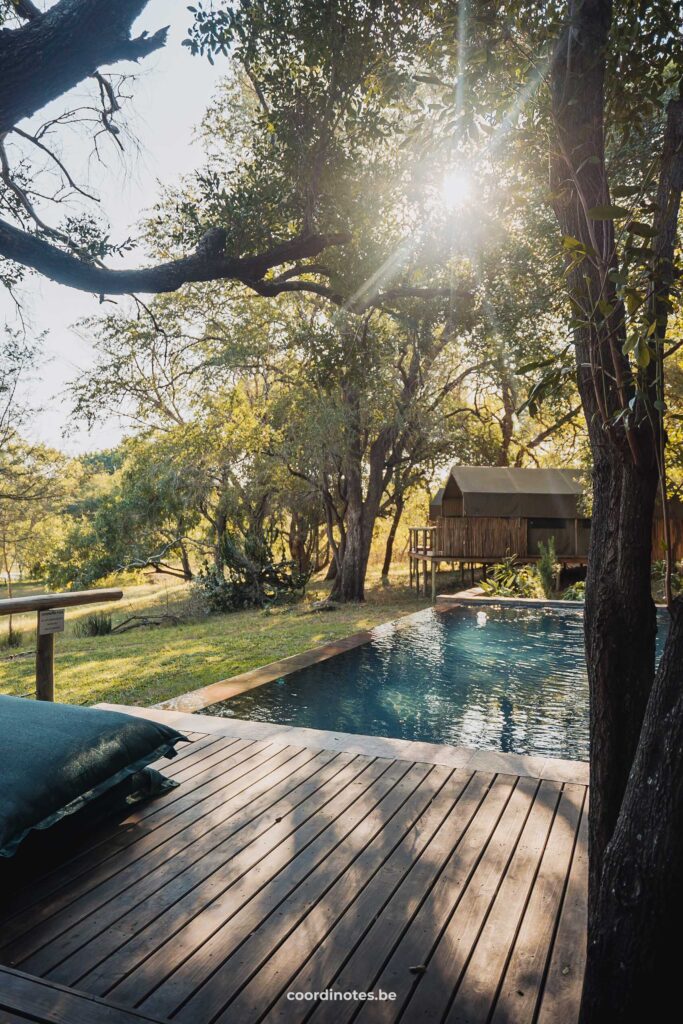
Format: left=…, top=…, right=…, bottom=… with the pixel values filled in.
left=151, top=603, right=441, bottom=713
left=96, top=702, right=589, bottom=786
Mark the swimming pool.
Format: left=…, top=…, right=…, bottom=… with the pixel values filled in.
left=201, top=603, right=668, bottom=761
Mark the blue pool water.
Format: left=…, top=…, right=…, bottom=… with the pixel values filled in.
left=203, top=604, right=669, bottom=760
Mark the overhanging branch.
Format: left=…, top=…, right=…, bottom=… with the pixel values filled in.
left=0, top=217, right=351, bottom=295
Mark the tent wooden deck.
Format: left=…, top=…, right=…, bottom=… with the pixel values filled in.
left=0, top=717, right=588, bottom=1024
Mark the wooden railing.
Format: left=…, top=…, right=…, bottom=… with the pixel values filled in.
left=432, top=516, right=527, bottom=559
left=0, top=589, right=123, bottom=701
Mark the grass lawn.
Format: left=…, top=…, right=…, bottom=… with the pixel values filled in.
left=0, top=567, right=464, bottom=708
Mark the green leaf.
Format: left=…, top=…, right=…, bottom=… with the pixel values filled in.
left=587, top=204, right=631, bottom=220
left=515, top=357, right=556, bottom=375
left=611, top=185, right=642, bottom=197
left=627, top=221, right=658, bottom=238
left=635, top=339, right=651, bottom=368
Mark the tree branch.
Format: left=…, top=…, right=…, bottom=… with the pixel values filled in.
left=12, top=0, right=41, bottom=21
left=0, top=0, right=168, bottom=135
left=0, top=218, right=351, bottom=295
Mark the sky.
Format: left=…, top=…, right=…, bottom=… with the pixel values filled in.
left=2, top=1, right=223, bottom=454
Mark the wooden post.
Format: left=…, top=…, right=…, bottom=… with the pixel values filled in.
left=431, top=560, right=436, bottom=603
left=35, top=614, right=54, bottom=702
left=1, top=590, right=122, bottom=703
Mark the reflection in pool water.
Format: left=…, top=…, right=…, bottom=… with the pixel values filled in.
left=201, top=604, right=669, bottom=761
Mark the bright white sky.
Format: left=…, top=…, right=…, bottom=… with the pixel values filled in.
left=2, top=1, right=223, bottom=453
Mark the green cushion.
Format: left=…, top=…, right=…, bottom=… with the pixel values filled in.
left=0, top=696, right=186, bottom=857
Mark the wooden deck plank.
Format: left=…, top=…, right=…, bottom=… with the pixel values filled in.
left=442, top=780, right=563, bottom=1024
left=490, top=784, right=585, bottom=1024
left=153, top=736, right=246, bottom=783
left=352, top=774, right=519, bottom=1024
left=151, top=732, right=226, bottom=770
left=0, top=737, right=267, bottom=932
left=135, top=761, right=435, bottom=1020
left=66, top=752, right=383, bottom=993
left=204, top=765, right=458, bottom=1024
left=0, top=736, right=588, bottom=1024
left=288, top=770, right=497, bottom=1019
left=268, top=770, right=492, bottom=1024
left=397, top=774, right=541, bottom=1022
left=535, top=800, right=589, bottom=1024
left=13, top=747, right=330, bottom=975
left=96, top=757, right=413, bottom=1008
left=1, top=740, right=303, bottom=960
left=0, top=967, right=167, bottom=1024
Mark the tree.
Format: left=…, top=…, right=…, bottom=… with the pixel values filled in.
left=546, top=1, right=683, bottom=1017
left=0, top=0, right=347, bottom=296
left=0, top=439, right=64, bottom=637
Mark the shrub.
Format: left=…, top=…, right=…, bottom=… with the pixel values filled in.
left=481, top=555, right=543, bottom=599
left=537, top=537, right=559, bottom=599
left=74, top=612, right=113, bottom=637
left=192, top=534, right=310, bottom=615
left=651, top=559, right=683, bottom=602
left=562, top=580, right=586, bottom=601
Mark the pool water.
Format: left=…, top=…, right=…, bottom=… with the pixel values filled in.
left=202, top=604, right=668, bottom=761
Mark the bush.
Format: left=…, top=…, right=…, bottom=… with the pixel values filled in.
left=537, top=537, right=559, bottom=599
left=562, top=580, right=586, bottom=601
left=651, top=559, right=683, bottom=602
left=192, top=534, right=310, bottom=615
left=74, top=612, right=113, bottom=637
left=481, top=555, right=543, bottom=599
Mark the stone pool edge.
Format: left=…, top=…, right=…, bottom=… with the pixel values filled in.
left=96, top=702, right=589, bottom=786
left=151, top=603, right=439, bottom=714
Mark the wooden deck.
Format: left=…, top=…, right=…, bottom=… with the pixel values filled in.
left=0, top=728, right=588, bottom=1024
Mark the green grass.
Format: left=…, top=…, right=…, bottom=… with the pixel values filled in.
left=0, top=568, right=463, bottom=708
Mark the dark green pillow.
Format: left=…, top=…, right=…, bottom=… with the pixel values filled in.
left=0, top=696, right=186, bottom=857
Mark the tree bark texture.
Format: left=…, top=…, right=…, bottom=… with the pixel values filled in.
left=0, top=0, right=167, bottom=134
left=550, top=0, right=659, bottom=901
left=580, top=598, right=683, bottom=1021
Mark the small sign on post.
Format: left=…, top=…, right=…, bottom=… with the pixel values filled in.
left=38, top=609, right=65, bottom=635
left=0, top=589, right=123, bottom=702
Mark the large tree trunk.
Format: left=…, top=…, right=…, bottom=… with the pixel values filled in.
left=580, top=597, right=683, bottom=1018
left=178, top=542, right=193, bottom=582
left=495, top=372, right=515, bottom=467
left=213, top=509, right=228, bottom=573
left=0, top=0, right=166, bottom=135
left=583, top=453, right=658, bottom=898
left=550, top=0, right=659, bottom=897
left=549, top=3, right=683, bottom=1020
left=329, top=455, right=375, bottom=602
left=329, top=381, right=392, bottom=603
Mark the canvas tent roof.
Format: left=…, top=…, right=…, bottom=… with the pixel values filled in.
left=438, top=466, right=586, bottom=518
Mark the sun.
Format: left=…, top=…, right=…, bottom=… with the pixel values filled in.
left=441, top=168, right=473, bottom=211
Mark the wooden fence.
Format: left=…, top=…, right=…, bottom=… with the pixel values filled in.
left=0, top=589, right=122, bottom=700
